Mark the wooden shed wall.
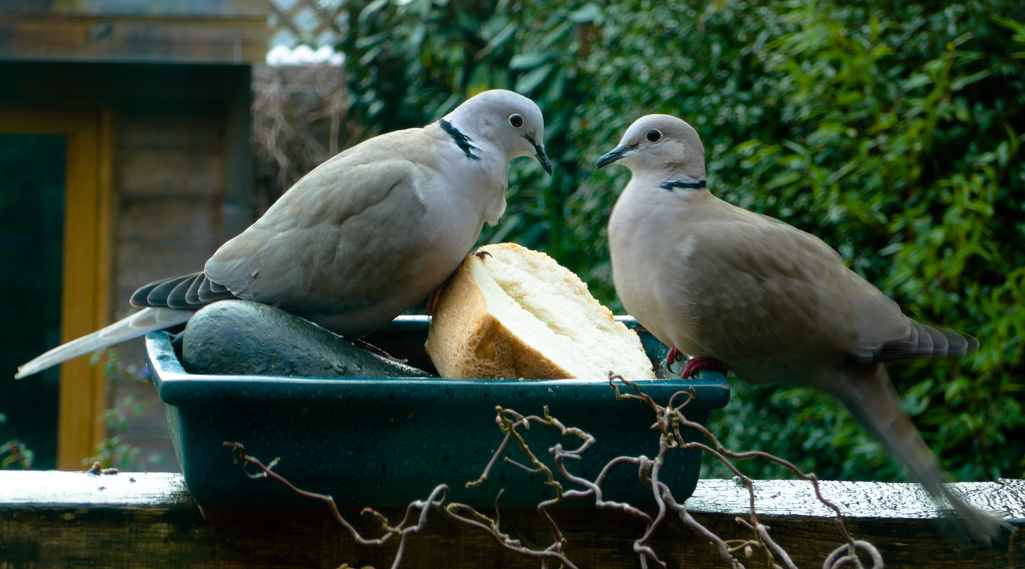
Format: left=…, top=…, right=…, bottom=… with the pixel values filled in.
left=0, top=61, right=253, bottom=469
left=0, top=1, right=268, bottom=64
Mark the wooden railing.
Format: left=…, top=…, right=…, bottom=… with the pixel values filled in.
left=1, top=471, right=1021, bottom=568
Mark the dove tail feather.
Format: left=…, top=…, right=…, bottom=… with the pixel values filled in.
left=15, top=308, right=193, bottom=380
left=835, top=362, right=1007, bottom=543
left=872, top=321, right=979, bottom=362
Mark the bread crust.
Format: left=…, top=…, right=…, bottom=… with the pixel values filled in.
left=425, top=243, right=654, bottom=380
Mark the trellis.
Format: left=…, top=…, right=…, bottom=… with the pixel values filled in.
left=269, top=0, right=347, bottom=48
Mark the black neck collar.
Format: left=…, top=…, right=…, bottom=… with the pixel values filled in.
left=660, top=179, right=707, bottom=191
left=440, top=119, right=481, bottom=161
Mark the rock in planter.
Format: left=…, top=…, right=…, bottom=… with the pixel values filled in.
left=182, top=300, right=434, bottom=379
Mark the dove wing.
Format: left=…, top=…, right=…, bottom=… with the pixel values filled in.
left=204, top=146, right=432, bottom=321
left=664, top=210, right=911, bottom=379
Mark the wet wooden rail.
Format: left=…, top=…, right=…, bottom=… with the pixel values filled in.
left=1, top=472, right=1022, bottom=568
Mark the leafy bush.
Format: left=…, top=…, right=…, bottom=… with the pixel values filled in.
left=0, top=413, right=34, bottom=469
left=336, top=0, right=1025, bottom=482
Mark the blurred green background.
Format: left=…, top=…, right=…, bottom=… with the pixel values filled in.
left=336, top=0, right=1024, bottom=483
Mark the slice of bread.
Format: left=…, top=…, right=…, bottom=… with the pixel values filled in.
left=425, top=243, right=656, bottom=380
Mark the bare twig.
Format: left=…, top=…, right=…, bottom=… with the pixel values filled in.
left=225, top=371, right=885, bottom=568
left=252, top=63, right=369, bottom=213
left=223, top=442, right=578, bottom=569
left=606, top=373, right=882, bottom=569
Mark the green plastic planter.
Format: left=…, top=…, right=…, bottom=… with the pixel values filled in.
left=145, top=316, right=730, bottom=513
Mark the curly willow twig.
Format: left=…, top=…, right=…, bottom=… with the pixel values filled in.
left=224, top=372, right=884, bottom=568
left=608, top=372, right=882, bottom=569
left=223, top=441, right=578, bottom=569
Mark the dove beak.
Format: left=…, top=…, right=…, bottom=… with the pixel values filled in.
left=596, top=144, right=636, bottom=169
left=527, top=134, right=553, bottom=175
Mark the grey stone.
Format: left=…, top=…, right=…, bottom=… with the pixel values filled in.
left=182, top=300, right=434, bottom=378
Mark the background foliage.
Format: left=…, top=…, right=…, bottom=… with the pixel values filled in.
left=335, top=0, right=1025, bottom=482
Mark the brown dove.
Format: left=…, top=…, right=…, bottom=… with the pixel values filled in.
left=17, top=89, right=552, bottom=379
left=598, top=114, right=1006, bottom=542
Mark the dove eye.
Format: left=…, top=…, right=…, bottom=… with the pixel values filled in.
left=509, top=114, right=524, bottom=128
left=646, top=129, right=662, bottom=143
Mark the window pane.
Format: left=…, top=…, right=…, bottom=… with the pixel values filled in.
left=0, top=134, right=65, bottom=470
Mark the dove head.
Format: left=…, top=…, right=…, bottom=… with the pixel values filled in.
left=596, top=115, right=705, bottom=182
left=443, top=89, right=553, bottom=175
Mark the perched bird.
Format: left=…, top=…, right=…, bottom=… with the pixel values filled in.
left=17, top=89, right=552, bottom=379
left=598, top=114, right=1006, bottom=542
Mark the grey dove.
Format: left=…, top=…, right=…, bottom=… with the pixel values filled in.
left=17, top=89, right=551, bottom=379
left=598, top=114, right=1006, bottom=543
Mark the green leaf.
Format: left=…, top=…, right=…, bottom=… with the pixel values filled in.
left=358, top=0, right=390, bottom=25
left=765, top=170, right=802, bottom=191
left=568, top=4, right=602, bottom=23
left=355, top=32, right=389, bottom=50
left=780, top=139, right=808, bottom=156
left=484, top=22, right=518, bottom=53
left=509, top=51, right=556, bottom=70
left=515, top=63, right=553, bottom=95
left=901, top=73, right=933, bottom=92
left=950, top=70, right=991, bottom=91
left=824, top=161, right=857, bottom=186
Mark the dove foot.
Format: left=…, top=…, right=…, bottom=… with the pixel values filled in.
left=677, top=355, right=730, bottom=379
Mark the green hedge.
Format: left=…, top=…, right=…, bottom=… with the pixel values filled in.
left=338, top=0, right=1025, bottom=482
